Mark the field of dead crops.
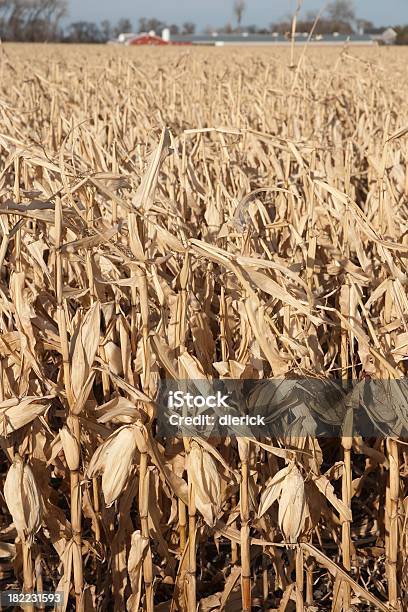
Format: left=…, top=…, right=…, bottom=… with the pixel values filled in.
left=0, top=42, right=408, bottom=611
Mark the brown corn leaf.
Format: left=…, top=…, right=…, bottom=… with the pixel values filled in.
left=132, top=127, right=171, bottom=212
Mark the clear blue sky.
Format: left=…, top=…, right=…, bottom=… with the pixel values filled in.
left=65, top=0, right=408, bottom=28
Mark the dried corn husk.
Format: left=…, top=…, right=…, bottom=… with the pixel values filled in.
left=278, top=465, right=307, bottom=544
left=126, top=530, right=149, bottom=612
left=187, top=442, right=221, bottom=527
left=87, top=425, right=138, bottom=506
left=4, top=455, right=43, bottom=546
left=59, top=426, right=80, bottom=472
left=104, top=341, right=123, bottom=375
left=70, top=302, right=101, bottom=410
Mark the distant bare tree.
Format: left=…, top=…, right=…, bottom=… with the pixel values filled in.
left=113, top=18, right=132, bottom=38
left=138, top=17, right=166, bottom=35
left=270, top=16, right=354, bottom=36
left=396, top=25, right=408, bottom=44
left=138, top=17, right=147, bottom=33
left=182, top=21, right=195, bottom=35
left=147, top=18, right=166, bottom=34
left=100, top=19, right=112, bottom=42
left=233, top=0, right=245, bottom=31
left=326, top=0, right=355, bottom=25
left=0, top=0, right=67, bottom=41
left=355, top=18, right=374, bottom=33
left=222, top=22, right=233, bottom=34
left=67, top=21, right=101, bottom=43
left=306, top=10, right=318, bottom=21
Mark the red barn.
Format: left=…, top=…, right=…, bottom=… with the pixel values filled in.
left=126, top=34, right=192, bottom=46
left=128, top=34, right=169, bottom=45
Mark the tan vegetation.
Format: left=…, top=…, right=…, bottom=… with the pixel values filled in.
left=0, top=43, right=408, bottom=611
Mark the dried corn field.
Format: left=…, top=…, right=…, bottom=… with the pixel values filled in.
left=0, top=42, right=408, bottom=611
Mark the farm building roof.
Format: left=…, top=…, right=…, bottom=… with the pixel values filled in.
left=170, top=33, right=376, bottom=45
left=110, top=31, right=378, bottom=47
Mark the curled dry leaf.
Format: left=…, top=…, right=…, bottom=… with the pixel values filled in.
left=132, top=127, right=171, bottom=212
left=0, top=542, right=16, bottom=559
left=0, top=396, right=52, bottom=437
left=257, top=465, right=292, bottom=519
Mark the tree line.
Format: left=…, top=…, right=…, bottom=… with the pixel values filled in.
left=211, top=0, right=408, bottom=45
left=66, top=18, right=197, bottom=44
left=0, top=0, right=66, bottom=42
left=0, top=0, right=406, bottom=44
left=0, top=1, right=196, bottom=43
